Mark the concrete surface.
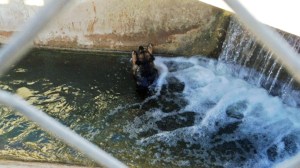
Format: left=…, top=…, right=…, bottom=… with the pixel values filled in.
left=0, top=160, right=91, bottom=168
left=0, top=0, right=230, bottom=56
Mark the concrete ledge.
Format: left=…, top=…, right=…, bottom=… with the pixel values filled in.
left=0, top=160, right=92, bottom=168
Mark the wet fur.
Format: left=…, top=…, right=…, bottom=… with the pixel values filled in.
left=131, top=44, right=158, bottom=91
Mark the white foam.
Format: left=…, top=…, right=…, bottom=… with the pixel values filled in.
left=124, top=56, right=300, bottom=167
left=152, top=57, right=169, bottom=94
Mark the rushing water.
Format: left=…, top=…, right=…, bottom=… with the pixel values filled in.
left=0, top=48, right=300, bottom=167
left=219, top=19, right=300, bottom=106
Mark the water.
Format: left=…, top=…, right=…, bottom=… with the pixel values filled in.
left=0, top=49, right=300, bottom=167
left=219, top=19, right=300, bottom=105
left=0, top=49, right=141, bottom=165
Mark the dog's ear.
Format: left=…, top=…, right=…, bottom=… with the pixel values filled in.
left=131, top=50, right=137, bottom=64
left=138, top=46, right=144, bottom=53
left=147, top=43, right=153, bottom=54
left=132, top=50, right=137, bottom=57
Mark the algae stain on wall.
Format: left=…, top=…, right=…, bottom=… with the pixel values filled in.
left=0, top=0, right=230, bottom=56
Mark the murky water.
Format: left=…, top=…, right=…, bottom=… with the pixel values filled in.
left=0, top=49, right=300, bottom=168
left=0, top=49, right=141, bottom=166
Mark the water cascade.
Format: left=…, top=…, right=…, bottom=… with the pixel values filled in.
left=218, top=19, right=300, bottom=106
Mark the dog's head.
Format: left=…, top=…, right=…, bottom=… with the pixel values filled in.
left=136, top=44, right=153, bottom=62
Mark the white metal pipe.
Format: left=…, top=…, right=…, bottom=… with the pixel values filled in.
left=0, top=0, right=70, bottom=76
left=0, top=90, right=127, bottom=168
left=224, top=0, right=300, bottom=84
left=276, top=154, right=300, bottom=168
left=0, top=0, right=128, bottom=166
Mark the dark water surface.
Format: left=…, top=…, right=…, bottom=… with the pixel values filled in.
left=0, top=49, right=300, bottom=168
left=0, top=49, right=144, bottom=166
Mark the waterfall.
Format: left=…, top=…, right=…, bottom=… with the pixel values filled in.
left=218, top=19, right=300, bottom=106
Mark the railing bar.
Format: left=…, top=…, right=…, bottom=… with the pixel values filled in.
left=0, top=0, right=127, bottom=167
left=0, top=90, right=127, bottom=168
left=223, top=0, right=300, bottom=84
left=0, top=0, right=70, bottom=76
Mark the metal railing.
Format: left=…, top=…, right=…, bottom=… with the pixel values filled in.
left=1, top=0, right=300, bottom=167
left=0, top=1, right=127, bottom=167
left=223, top=0, right=300, bottom=84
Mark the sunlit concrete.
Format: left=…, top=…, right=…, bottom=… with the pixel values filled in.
left=24, top=0, right=44, bottom=6
left=0, top=0, right=229, bottom=56
left=0, top=0, right=9, bottom=5
left=0, top=160, right=89, bottom=168
left=199, top=0, right=300, bottom=36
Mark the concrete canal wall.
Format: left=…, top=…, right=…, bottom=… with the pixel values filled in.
left=0, top=0, right=230, bottom=56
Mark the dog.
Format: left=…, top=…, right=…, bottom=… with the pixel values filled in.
left=131, top=43, right=158, bottom=91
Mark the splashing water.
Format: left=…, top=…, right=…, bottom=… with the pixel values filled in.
left=0, top=49, right=300, bottom=168
left=219, top=19, right=300, bottom=104
left=122, top=56, right=300, bottom=167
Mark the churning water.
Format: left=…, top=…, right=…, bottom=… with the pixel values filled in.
left=219, top=19, right=300, bottom=105
left=0, top=48, right=300, bottom=167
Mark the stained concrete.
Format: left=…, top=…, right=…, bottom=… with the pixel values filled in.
left=0, top=0, right=230, bottom=56
left=0, top=160, right=91, bottom=168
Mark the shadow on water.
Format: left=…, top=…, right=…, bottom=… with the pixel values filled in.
left=0, top=49, right=300, bottom=168
left=0, top=49, right=148, bottom=166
